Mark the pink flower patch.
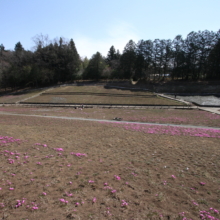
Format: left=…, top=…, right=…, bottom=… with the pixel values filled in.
left=114, top=175, right=121, bottom=180
left=54, top=148, right=64, bottom=152
left=199, top=182, right=206, bottom=186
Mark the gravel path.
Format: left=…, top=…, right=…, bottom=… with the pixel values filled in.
left=0, top=111, right=219, bottom=130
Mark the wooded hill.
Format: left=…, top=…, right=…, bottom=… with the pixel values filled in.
left=0, top=29, right=220, bottom=90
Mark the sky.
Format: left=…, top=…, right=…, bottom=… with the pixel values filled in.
left=1, top=0, right=220, bottom=58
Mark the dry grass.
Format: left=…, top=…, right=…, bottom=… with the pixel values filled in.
left=0, top=113, right=220, bottom=219
left=22, top=85, right=184, bottom=106
left=24, top=95, right=184, bottom=105
left=1, top=106, right=220, bottom=128
left=0, top=88, right=47, bottom=104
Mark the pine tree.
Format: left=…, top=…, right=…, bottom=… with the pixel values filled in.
left=120, top=40, right=137, bottom=79
left=207, top=38, right=220, bottom=79
left=0, top=44, right=5, bottom=79
left=83, top=52, right=105, bottom=80
left=15, top=42, right=24, bottom=53
left=67, top=39, right=81, bottom=80
left=134, top=40, right=146, bottom=79
left=82, top=57, right=89, bottom=69
left=106, top=45, right=117, bottom=66
left=0, top=44, right=4, bottom=54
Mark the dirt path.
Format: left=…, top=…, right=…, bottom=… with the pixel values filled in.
left=0, top=111, right=219, bottom=130
left=15, top=87, right=54, bottom=104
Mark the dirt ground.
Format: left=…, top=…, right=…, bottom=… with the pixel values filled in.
left=22, top=86, right=184, bottom=106
left=0, top=88, right=46, bottom=104
left=0, top=106, right=220, bottom=128
left=0, top=84, right=183, bottom=106
left=0, top=112, right=220, bottom=220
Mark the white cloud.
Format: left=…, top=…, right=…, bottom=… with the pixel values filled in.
left=73, top=22, right=139, bottom=59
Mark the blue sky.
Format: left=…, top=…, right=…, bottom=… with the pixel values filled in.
left=1, top=0, right=219, bottom=58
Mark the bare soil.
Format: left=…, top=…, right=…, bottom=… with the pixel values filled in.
left=0, top=106, right=220, bottom=128
left=21, top=86, right=184, bottom=106
left=0, top=88, right=46, bottom=104
left=0, top=113, right=220, bottom=219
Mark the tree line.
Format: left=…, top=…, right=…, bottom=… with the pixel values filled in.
left=0, top=35, right=81, bottom=89
left=103, top=30, right=220, bottom=81
left=0, top=30, right=220, bottom=90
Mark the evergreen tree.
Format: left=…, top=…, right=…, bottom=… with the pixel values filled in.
left=0, top=44, right=5, bottom=81
left=67, top=38, right=81, bottom=80
left=134, top=40, right=146, bottom=79
left=116, top=49, right=121, bottom=59
left=207, top=38, right=220, bottom=79
left=172, top=35, right=185, bottom=79
left=82, top=57, right=89, bottom=69
left=83, top=52, right=105, bottom=80
left=142, top=40, right=153, bottom=80
left=183, top=31, right=199, bottom=80
left=105, top=46, right=121, bottom=78
left=162, top=39, right=173, bottom=79
left=0, top=44, right=5, bottom=54
left=120, top=40, right=137, bottom=79
left=14, top=42, right=24, bottom=53
left=106, top=45, right=117, bottom=66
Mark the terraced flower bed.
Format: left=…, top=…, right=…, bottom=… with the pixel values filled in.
left=0, top=114, right=220, bottom=219
left=23, top=85, right=185, bottom=106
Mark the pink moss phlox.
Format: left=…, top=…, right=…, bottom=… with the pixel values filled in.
left=200, top=209, right=220, bottom=220
left=114, top=175, right=121, bottom=180
left=0, top=136, right=23, bottom=146
left=59, top=198, right=68, bottom=204
left=200, top=182, right=206, bottom=186
left=70, top=152, right=87, bottom=157
left=54, top=148, right=64, bottom=152
left=121, top=200, right=128, bottom=207
left=15, top=198, right=26, bottom=208
left=192, top=200, right=199, bottom=206
left=99, top=122, right=220, bottom=138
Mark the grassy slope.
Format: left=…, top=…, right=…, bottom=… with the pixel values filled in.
left=0, top=114, right=220, bottom=219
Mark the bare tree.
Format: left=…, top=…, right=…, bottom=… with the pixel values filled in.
left=32, top=34, right=50, bottom=50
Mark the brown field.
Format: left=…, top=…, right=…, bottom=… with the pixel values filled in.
left=21, top=85, right=185, bottom=106
left=0, top=84, right=219, bottom=219
left=0, top=111, right=220, bottom=219
left=0, top=88, right=46, bottom=104
left=0, top=106, right=220, bottom=128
